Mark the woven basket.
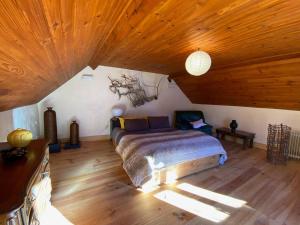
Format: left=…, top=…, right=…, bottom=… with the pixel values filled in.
left=267, top=124, right=291, bottom=164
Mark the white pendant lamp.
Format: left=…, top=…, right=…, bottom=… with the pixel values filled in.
left=185, top=50, right=211, bottom=76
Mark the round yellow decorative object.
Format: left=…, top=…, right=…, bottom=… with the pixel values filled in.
left=7, top=129, right=33, bottom=148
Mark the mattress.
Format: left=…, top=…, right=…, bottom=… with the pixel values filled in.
left=113, top=128, right=227, bottom=187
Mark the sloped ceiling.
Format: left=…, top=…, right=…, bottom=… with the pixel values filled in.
left=0, top=0, right=300, bottom=111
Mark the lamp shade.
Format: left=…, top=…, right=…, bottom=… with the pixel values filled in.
left=112, top=107, right=124, bottom=117
left=185, top=51, right=211, bottom=76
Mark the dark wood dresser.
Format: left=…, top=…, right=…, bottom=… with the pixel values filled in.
left=0, top=140, right=51, bottom=225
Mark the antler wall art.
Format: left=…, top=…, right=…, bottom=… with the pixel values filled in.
left=108, top=74, right=163, bottom=107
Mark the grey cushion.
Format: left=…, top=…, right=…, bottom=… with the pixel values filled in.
left=148, top=116, right=170, bottom=129
left=124, top=118, right=149, bottom=131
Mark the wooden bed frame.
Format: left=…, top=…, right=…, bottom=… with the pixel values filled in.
left=113, top=138, right=219, bottom=186
left=110, top=118, right=220, bottom=187
left=145, top=155, right=219, bottom=187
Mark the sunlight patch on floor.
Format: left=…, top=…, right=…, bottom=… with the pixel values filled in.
left=165, top=170, right=178, bottom=184
left=177, top=183, right=247, bottom=208
left=138, top=168, right=178, bottom=193
left=39, top=206, right=74, bottom=225
left=52, top=162, right=92, bottom=197
left=138, top=183, right=160, bottom=193
left=154, top=190, right=229, bottom=223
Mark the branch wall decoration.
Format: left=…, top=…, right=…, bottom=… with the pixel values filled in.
left=108, top=74, right=163, bottom=107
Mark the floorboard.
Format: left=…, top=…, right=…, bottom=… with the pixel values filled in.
left=49, top=140, right=300, bottom=225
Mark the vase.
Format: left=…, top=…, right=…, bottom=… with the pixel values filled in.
left=44, top=107, right=58, bottom=144
left=230, top=120, right=238, bottom=133
left=70, top=121, right=79, bottom=145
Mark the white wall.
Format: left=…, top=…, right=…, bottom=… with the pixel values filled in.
left=193, top=104, right=300, bottom=144
left=0, top=104, right=40, bottom=142
left=38, top=66, right=192, bottom=139
left=0, top=110, right=13, bottom=142
left=12, top=104, right=40, bottom=139
left=2, top=64, right=299, bottom=145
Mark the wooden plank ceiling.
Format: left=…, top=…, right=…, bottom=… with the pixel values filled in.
left=0, top=0, right=299, bottom=111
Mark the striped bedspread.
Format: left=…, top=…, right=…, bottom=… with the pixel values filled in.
left=115, top=129, right=227, bottom=187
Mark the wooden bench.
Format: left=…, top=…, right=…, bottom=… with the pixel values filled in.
left=216, top=127, right=255, bottom=149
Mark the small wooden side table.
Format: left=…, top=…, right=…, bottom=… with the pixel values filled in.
left=216, top=127, right=255, bottom=149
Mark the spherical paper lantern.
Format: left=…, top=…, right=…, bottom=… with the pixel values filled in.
left=185, top=51, right=211, bottom=76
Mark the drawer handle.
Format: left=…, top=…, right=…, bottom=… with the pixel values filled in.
left=28, top=195, right=36, bottom=203
left=41, top=171, right=49, bottom=178
left=7, top=215, right=18, bottom=225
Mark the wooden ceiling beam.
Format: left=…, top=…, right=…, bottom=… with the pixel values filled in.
left=0, top=0, right=299, bottom=111
left=89, top=0, right=166, bottom=69
left=88, top=0, right=136, bottom=69
left=0, top=0, right=131, bottom=110
left=174, top=57, right=300, bottom=110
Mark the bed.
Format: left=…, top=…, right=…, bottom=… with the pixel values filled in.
left=111, top=117, right=227, bottom=187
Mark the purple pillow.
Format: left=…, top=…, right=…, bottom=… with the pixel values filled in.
left=148, top=116, right=170, bottom=129
left=124, top=118, right=149, bottom=131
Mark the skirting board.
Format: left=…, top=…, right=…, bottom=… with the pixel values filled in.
left=254, top=142, right=267, bottom=150
left=60, top=134, right=267, bottom=149
left=60, top=135, right=110, bottom=143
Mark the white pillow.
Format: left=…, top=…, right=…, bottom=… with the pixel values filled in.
left=190, top=119, right=207, bottom=129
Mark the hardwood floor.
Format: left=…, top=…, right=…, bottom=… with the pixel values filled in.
left=50, top=140, right=300, bottom=225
